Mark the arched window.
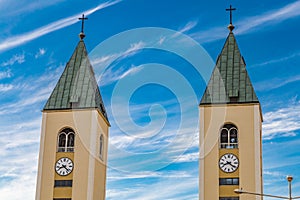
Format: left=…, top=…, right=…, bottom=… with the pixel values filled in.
left=99, top=134, right=104, bottom=160
left=57, top=128, right=75, bottom=152
left=220, top=124, right=238, bottom=149
left=58, top=133, right=66, bottom=149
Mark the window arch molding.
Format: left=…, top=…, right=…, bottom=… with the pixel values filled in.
left=219, top=123, right=238, bottom=149
left=57, top=127, right=75, bottom=152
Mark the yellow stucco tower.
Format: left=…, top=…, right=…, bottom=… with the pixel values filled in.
left=35, top=28, right=110, bottom=200
left=199, top=20, right=263, bottom=200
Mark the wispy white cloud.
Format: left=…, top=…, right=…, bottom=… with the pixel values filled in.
left=158, top=36, right=165, bottom=45
left=191, top=1, right=300, bottom=42
left=169, top=20, right=199, bottom=43
left=0, top=82, right=52, bottom=115
left=0, top=117, right=40, bottom=200
left=251, top=51, right=300, bottom=68
left=107, top=96, right=199, bottom=173
left=107, top=175, right=198, bottom=200
left=92, top=42, right=145, bottom=86
left=98, top=64, right=143, bottom=86
left=107, top=167, right=198, bottom=199
left=178, top=20, right=198, bottom=33
left=255, top=74, right=300, bottom=91
left=120, top=65, right=142, bottom=78
left=0, top=70, right=12, bottom=79
left=108, top=99, right=175, bottom=149
left=0, top=84, right=13, bottom=92
left=108, top=170, right=192, bottom=181
left=235, top=0, right=300, bottom=34
left=0, top=64, right=63, bottom=115
left=263, top=139, right=300, bottom=170
left=91, top=41, right=145, bottom=69
left=174, top=151, right=198, bottom=163
left=263, top=170, right=288, bottom=190
left=263, top=100, right=300, bottom=139
left=35, top=48, right=46, bottom=58
left=0, top=0, right=123, bottom=52
left=1, top=53, right=25, bottom=66
left=106, top=188, right=139, bottom=200
left=264, top=170, right=285, bottom=178
left=0, top=118, right=41, bottom=152
left=0, top=158, right=37, bottom=200
left=0, top=53, right=64, bottom=200
left=0, top=65, right=61, bottom=199
left=106, top=94, right=199, bottom=154
left=0, top=0, right=66, bottom=17
left=115, top=41, right=145, bottom=62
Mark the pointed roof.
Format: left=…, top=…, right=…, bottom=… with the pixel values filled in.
left=44, top=40, right=108, bottom=122
left=200, top=32, right=259, bottom=105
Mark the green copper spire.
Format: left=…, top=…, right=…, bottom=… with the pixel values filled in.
left=44, top=40, right=108, bottom=121
left=200, top=32, right=259, bottom=105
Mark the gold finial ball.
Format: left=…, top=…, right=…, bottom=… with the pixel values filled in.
left=287, top=175, right=293, bottom=182
left=227, top=24, right=235, bottom=32
left=79, top=32, right=85, bottom=40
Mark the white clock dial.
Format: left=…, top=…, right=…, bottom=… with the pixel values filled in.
left=55, top=157, right=73, bottom=176
left=219, top=153, right=239, bottom=173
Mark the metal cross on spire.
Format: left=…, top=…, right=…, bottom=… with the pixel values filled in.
left=226, top=5, right=236, bottom=31
left=78, top=14, right=88, bottom=40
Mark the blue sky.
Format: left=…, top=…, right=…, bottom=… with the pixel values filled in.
left=0, top=0, right=300, bottom=199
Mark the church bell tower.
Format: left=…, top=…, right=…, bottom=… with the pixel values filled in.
left=35, top=15, right=110, bottom=200
left=199, top=6, right=263, bottom=200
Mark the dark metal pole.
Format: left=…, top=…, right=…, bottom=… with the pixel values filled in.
left=287, top=176, right=293, bottom=200
left=234, top=189, right=289, bottom=199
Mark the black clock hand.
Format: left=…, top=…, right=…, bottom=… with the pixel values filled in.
left=62, top=164, right=70, bottom=172
left=221, top=161, right=231, bottom=167
left=220, top=162, right=227, bottom=167
left=228, top=162, right=236, bottom=168
left=57, top=165, right=64, bottom=170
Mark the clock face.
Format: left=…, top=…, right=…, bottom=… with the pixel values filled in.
left=219, top=153, right=239, bottom=173
left=55, top=157, right=73, bottom=176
